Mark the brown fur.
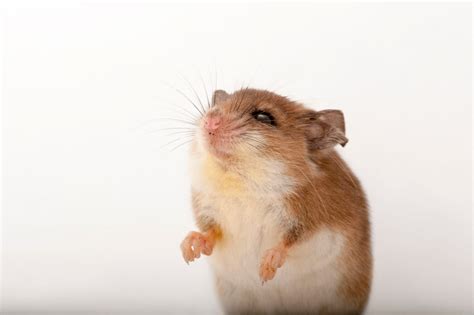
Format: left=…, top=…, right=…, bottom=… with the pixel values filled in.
left=187, top=88, right=372, bottom=313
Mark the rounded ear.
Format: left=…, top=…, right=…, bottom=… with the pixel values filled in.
left=212, top=90, right=230, bottom=106
left=303, top=109, right=348, bottom=150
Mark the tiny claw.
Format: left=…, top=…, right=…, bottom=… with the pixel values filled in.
left=258, top=245, right=288, bottom=283
left=180, top=230, right=216, bottom=265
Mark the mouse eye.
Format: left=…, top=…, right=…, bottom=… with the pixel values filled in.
left=252, top=110, right=276, bottom=126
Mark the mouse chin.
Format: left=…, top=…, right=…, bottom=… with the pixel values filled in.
left=207, top=147, right=232, bottom=160
left=201, top=128, right=251, bottom=160
left=205, top=139, right=235, bottom=159
left=204, top=131, right=266, bottom=160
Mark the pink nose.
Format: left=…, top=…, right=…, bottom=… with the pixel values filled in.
left=205, top=116, right=221, bottom=132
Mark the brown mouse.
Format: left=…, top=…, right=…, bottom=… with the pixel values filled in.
left=180, top=88, right=372, bottom=314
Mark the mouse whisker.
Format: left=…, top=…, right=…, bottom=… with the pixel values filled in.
left=213, top=62, right=218, bottom=102
left=179, top=74, right=207, bottom=116
left=132, top=111, right=196, bottom=132
left=241, top=135, right=265, bottom=146
left=161, top=134, right=194, bottom=149
left=150, top=117, right=198, bottom=127
left=165, top=105, right=201, bottom=123
left=154, top=95, right=202, bottom=122
left=238, top=138, right=261, bottom=152
left=197, top=71, right=211, bottom=109
left=170, top=139, right=194, bottom=152
left=148, top=126, right=195, bottom=131
left=233, top=85, right=251, bottom=113
left=145, top=127, right=195, bottom=135
left=240, top=135, right=266, bottom=151
left=161, top=80, right=204, bottom=117
left=164, top=130, right=196, bottom=137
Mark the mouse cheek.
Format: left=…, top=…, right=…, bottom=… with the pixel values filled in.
left=237, top=131, right=267, bottom=155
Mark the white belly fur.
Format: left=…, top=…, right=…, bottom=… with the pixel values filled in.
left=190, top=150, right=348, bottom=312
left=208, top=197, right=347, bottom=313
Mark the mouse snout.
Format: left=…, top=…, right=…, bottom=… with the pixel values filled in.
left=204, top=116, right=221, bottom=133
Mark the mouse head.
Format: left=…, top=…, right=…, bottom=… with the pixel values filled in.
left=193, top=88, right=347, bottom=171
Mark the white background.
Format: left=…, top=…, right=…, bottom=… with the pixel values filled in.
left=1, top=2, right=472, bottom=314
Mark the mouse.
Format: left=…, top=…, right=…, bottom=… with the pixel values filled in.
left=180, top=88, right=372, bottom=314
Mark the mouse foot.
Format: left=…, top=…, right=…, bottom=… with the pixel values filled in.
left=259, top=245, right=288, bottom=283
left=180, top=231, right=215, bottom=264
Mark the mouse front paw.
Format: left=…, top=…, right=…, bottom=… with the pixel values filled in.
left=259, top=245, right=288, bottom=284
left=180, top=231, right=215, bottom=264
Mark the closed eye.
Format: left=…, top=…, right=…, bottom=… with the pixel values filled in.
left=252, top=110, right=276, bottom=126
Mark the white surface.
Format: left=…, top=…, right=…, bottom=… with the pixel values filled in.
left=1, top=2, right=472, bottom=314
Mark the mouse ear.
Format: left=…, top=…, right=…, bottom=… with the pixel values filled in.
left=212, top=90, right=230, bottom=106
left=302, top=109, right=348, bottom=150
